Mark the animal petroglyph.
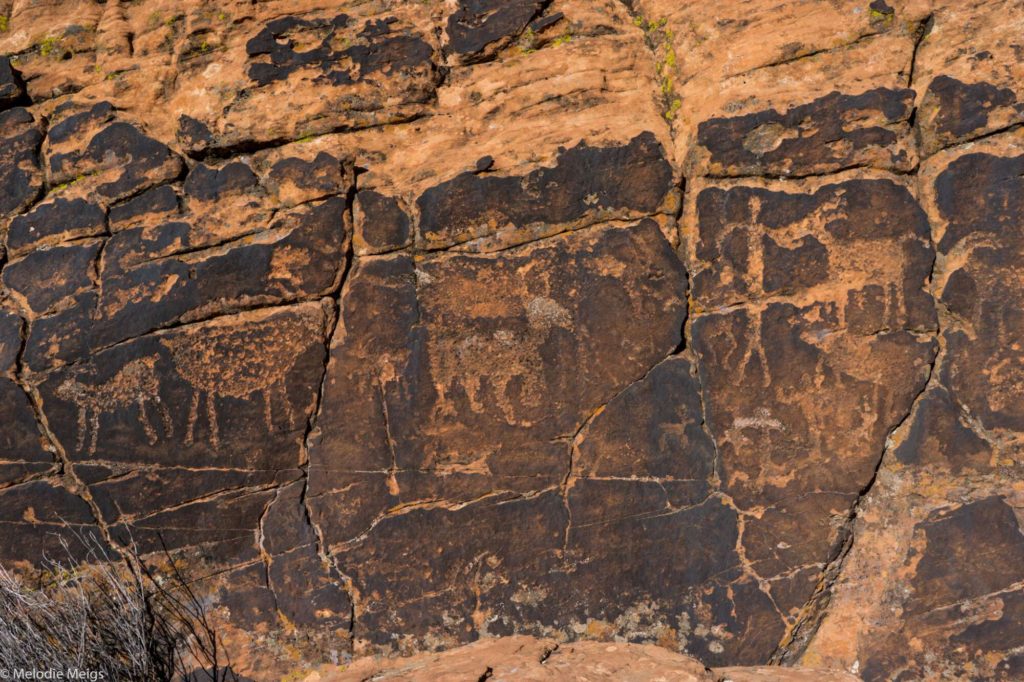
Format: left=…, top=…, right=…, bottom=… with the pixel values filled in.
left=161, top=316, right=314, bottom=449
left=55, top=355, right=173, bottom=455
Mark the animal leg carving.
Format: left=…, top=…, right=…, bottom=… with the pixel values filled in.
left=137, top=396, right=158, bottom=445
left=185, top=392, right=200, bottom=445
left=156, top=398, right=174, bottom=438
left=206, top=392, right=220, bottom=449
left=75, top=405, right=87, bottom=453
left=88, top=410, right=100, bottom=456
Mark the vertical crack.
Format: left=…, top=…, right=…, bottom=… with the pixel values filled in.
left=11, top=315, right=117, bottom=548
left=906, top=14, right=934, bottom=89
left=256, top=487, right=281, bottom=614
left=768, top=350, right=937, bottom=664
left=769, top=144, right=943, bottom=662
left=297, top=161, right=361, bottom=641
left=617, top=1, right=683, bottom=132
left=378, top=377, right=400, bottom=497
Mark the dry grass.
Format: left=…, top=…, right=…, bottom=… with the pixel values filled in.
left=0, top=533, right=237, bottom=681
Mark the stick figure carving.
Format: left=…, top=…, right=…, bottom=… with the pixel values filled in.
left=160, top=316, right=312, bottom=449
left=55, top=355, right=173, bottom=455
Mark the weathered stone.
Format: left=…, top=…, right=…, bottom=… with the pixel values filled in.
left=46, top=105, right=184, bottom=203
left=341, top=490, right=567, bottom=650
left=3, top=240, right=101, bottom=315
left=800, top=138, right=1024, bottom=679
left=918, top=76, right=1024, bottom=155
left=416, top=133, right=674, bottom=250
left=1, top=1, right=1023, bottom=679
left=574, top=357, right=715, bottom=487
left=934, top=152, right=1024, bottom=433
left=183, top=161, right=259, bottom=201
left=694, top=89, right=916, bottom=177
left=445, top=0, right=549, bottom=63
left=690, top=177, right=937, bottom=505
left=892, top=386, right=993, bottom=472
left=560, top=493, right=775, bottom=665
left=110, top=487, right=275, bottom=558
left=353, top=190, right=412, bottom=255
left=851, top=497, right=1024, bottom=681
left=6, top=198, right=106, bottom=257
left=107, top=185, right=179, bottom=231
left=308, top=220, right=694, bottom=652
left=265, top=152, right=348, bottom=207
left=0, top=480, right=103, bottom=562
left=0, top=56, right=27, bottom=109
left=81, top=465, right=293, bottom=527
left=332, top=634, right=859, bottom=681
left=36, top=302, right=330, bottom=470
left=0, top=107, right=43, bottom=217
left=214, top=562, right=278, bottom=631
left=912, top=0, right=1024, bottom=156
left=684, top=174, right=937, bottom=665
left=167, top=7, right=439, bottom=154
left=23, top=196, right=347, bottom=371
left=258, top=479, right=353, bottom=632
left=309, top=219, right=685, bottom=507
left=0, top=310, right=52, bottom=486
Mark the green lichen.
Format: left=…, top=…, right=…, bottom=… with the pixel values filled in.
left=39, top=36, right=61, bottom=58
left=664, top=97, right=682, bottom=121
left=869, top=5, right=895, bottom=23
left=635, top=16, right=682, bottom=122
left=53, top=172, right=92, bottom=194
left=0, top=16, right=9, bottom=32
left=552, top=32, right=572, bottom=47
left=517, top=26, right=537, bottom=54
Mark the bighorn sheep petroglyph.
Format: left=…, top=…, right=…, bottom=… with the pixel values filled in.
left=55, top=355, right=173, bottom=455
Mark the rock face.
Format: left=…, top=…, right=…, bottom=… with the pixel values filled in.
left=0, top=0, right=1021, bottom=680
left=320, top=635, right=859, bottom=682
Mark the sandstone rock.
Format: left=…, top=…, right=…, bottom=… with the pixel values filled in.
left=0, top=479, right=104, bottom=562
left=0, top=107, right=43, bottom=218
left=912, top=0, right=1024, bottom=155
left=0, top=310, right=52, bottom=487
left=315, top=635, right=857, bottom=681
left=415, top=133, right=674, bottom=251
left=800, top=129, right=1024, bottom=681
left=0, top=56, right=26, bottom=107
left=0, top=0, right=1021, bottom=679
left=694, top=88, right=917, bottom=177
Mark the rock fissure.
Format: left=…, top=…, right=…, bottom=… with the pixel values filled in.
left=729, top=31, right=887, bottom=80
left=1, top=2, right=1021, bottom=678
left=906, top=14, right=935, bottom=89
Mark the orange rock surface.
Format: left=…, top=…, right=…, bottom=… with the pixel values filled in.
left=0, top=0, right=1021, bottom=680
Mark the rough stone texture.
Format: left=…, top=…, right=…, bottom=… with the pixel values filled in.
left=801, top=129, right=1024, bottom=681
left=316, top=635, right=858, bottom=681
left=0, top=0, right=1021, bottom=680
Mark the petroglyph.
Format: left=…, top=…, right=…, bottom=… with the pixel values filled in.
left=55, top=355, right=172, bottom=455
left=161, top=316, right=315, bottom=448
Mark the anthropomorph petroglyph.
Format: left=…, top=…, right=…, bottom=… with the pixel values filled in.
left=55, top=355, right=173, bottom=455
left=160, top=316, right=314, bottom=449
